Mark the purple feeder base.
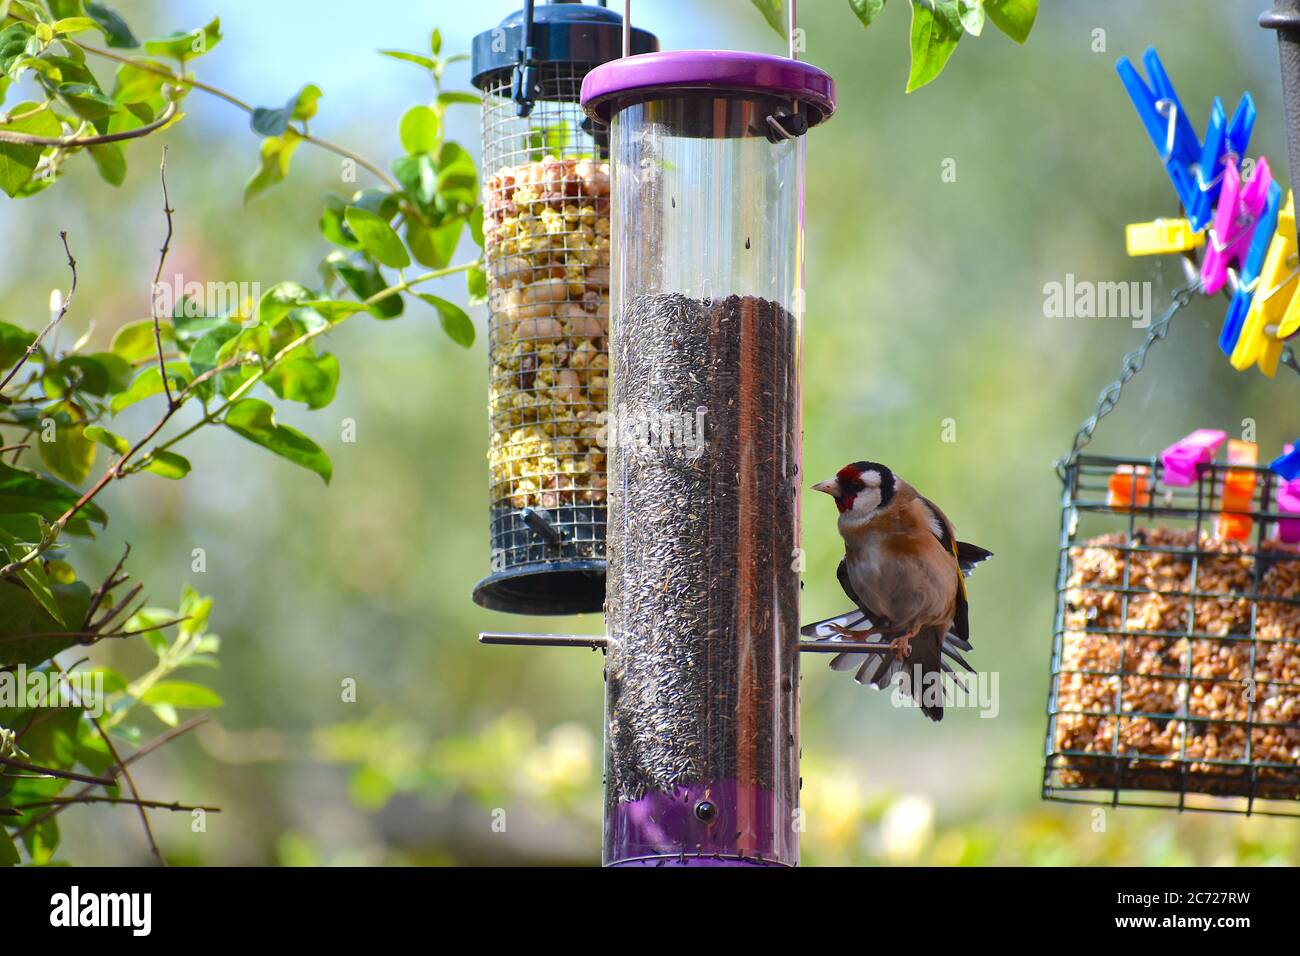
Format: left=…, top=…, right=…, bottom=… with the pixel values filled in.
left=605, top=780, right=794, bottom=867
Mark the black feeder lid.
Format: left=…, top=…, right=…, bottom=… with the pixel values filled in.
left=470, top=0, right=659, bottom=92
left=473, top=559, right=607, bottom=616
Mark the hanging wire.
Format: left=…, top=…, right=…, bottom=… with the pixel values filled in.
left=1055, top=282, right=1201, bottom=481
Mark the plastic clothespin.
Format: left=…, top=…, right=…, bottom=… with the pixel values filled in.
left=1218, top=439, right=1258, bottom=540
left=1270, top=442, right=1300, bottom=480
left=1220, top=180, right=1283, bottom=355
left=1160, top=428, right=1227, bottom=486
left=1126, top=218, right=1204, bottom=257
left=1116, top=48, right=1203, bottom=214
left=1231, top=190, right=1297, bottom=376
left=1276, top=478, right=1300, bottom=543
left=1187, top=94, right=1257, bottom=231
left=1201, top=156, right=1273, bottom=296
left=1108, top=464, right=1151, bottom=511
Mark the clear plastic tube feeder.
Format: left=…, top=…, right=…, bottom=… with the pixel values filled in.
left=582, top=50, right=835, bottom=866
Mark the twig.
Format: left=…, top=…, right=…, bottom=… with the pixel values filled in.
left=0, top=99, right=179, bottom=147
left=0, top=754, right=115, bottom=787
left=0, top=233, right=75, bottom=393
left=10, top=796, right=221, bottom=813
left=53, top=661, right=165, bottom=866
left=83, top=543, right=131, bottom=628
left=14, top=716, right=208, bottom=838
left=0, top=443, right=28, bottom=453
left=151, top=148, right=175, bottom=408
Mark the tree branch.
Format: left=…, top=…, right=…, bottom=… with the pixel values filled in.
left=151, top=147, right=176, bottom=408
left=0, top=232, right=75, bottom=393
left=0, top=99, right=179, bottom=147
left=10, top=795, right=221, bottom=813
left=0, top=754, right=115, bottom=787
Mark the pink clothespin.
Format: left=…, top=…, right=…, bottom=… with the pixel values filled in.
left=1161, top=428, right=1227, bottom=486
left=1276, top=478, right=1300, bottom=543
left=1201, top=156, right=1274, bottom=296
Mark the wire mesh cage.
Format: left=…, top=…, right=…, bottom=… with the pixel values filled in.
left=470, top=3, right=657, bottom=614
left=1045, top=452, right=1300, bottom=816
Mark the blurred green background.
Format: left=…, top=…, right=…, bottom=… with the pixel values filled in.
left=4, top=0, right=1299, bottom=864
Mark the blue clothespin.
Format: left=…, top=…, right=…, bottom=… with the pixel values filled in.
left=1117, top=48, right=1203, bottom=214
left=1271, top=444, right=1300, bottom=481
left=1187, top=94, right=1256, bottom=231
left=1220, top=179, right=1283, bottom=355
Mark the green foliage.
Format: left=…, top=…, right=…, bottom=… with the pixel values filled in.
left=0, top=3, right=484, bottom=863
left=758, top=0, right=1039, bottom=91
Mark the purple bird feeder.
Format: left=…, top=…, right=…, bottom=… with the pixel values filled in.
left=582, top=42, right=835, bottom=866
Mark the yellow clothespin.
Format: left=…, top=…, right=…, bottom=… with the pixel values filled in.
left=1125, top=218, right=1204, bottom=256
left=1231, top=191, right=1296, bottom=376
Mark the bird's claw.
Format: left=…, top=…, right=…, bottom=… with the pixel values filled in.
left=828, top=622, right=880, bottom=642
left=889, top=635, right=913, bottom=662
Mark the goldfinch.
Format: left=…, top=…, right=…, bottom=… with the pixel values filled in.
left=803, top=461, right=992, bottom=721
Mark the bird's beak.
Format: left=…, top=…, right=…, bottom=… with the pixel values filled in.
left=812, top=478, right=839, bottom=497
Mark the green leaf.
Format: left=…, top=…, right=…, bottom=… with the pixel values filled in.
left=323, top=252, right=402, bottom=319
left=984, top=0, right=1035, bottom=43
left=266, top=352, right=339, bottom=409
left=430, top=27, right=442, bottom=55
left=0, top=462, right=106, bottom=525
left=907, top=0, right=963, bottom=92
left=224, top=398, right=332, bottom=484
left=143, top=16, right=220, bottom=61
left=406, top=217, right=462, bottom=269
left=110, top=317, right=171, bottom=362
left=417, top=294, right=474, bottom=348
left=468, top=205, right=484, bottom=248
left=0, top=101, right=61, bottom=198
left=750, top=0, right=786, bottom=37
left=83, top=424, right=128, bottom=455
left=466, top=265, right=487, bottom=306
left=56, top=352, right=132, bottom=395
left=0, top=321, right=37, bottom=367
left=0, top=829, right=18, bottom=867
left=378, top=49, right=436, bottom=70
left=86, top=2, right=138, bottom=48
left=301, top=300, right=369, bottom=324
left=957, top=0, right=985, bottom=35
left=56, top=82, right=123, bottom=121
left=110, top=362, right=190, bottom=413
left=436, top=91, right=479, bottom=108
left=87, top=141, right=126, bottom=185
left=344, top=206, right=410, bottom=269
left=256, top=281, right=316, bottom=329
left=37, top=420, right=96, bottom=485
left=243, top=130, right=300, bottom=204
left=143, top=450, right=190, bottom=480
left=251, top=83, right=322, bottom=137
left=53, top=17, right=99, bottom=36
left=141, top=680, right=223, bottom=709
left=0, top=578, right=90, bottom=668
left=399, top=105, right=440, bottom=154
left=186, top=323, right=239, bottom=398
left=0, top=527, right=64, bottom=625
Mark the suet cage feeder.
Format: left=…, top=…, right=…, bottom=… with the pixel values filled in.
left=583, top=45, right=835, bottom=865
left=1045, top=453, right=1300, bottom=816
left=470, top=1, right=658, bottom=615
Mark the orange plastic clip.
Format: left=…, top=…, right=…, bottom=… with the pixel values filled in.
left=1108, top=464, right=1151, bottom=511
left=1218, top=439, right=1258, bottom=540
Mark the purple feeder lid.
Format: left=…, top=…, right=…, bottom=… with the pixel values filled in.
left=581, top=50, right=836, bottom=126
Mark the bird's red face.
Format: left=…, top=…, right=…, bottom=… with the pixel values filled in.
left=813, top=461, right=894, bottom=516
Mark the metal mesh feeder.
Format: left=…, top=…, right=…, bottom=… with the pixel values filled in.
left=1043, top=291, right=1300, bottom=815
left=470, top=1, right=658, bottom=615
left=583, top=48, right=836, bottom=865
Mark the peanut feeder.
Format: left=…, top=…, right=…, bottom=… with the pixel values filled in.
left=470, top=1, right=658, bottom=616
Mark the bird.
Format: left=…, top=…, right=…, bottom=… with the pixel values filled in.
left=803, top=460, right=992, bottom=721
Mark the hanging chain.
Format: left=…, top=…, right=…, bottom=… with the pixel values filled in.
left=1055, top=283, right=1201, bottom=481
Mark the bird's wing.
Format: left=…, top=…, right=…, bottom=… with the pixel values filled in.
left=799, top=558, right=878, bottom=638
left=917, top=495, right=973, bottom=645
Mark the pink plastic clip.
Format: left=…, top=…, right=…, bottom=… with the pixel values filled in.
left=1160, top=428, right=1227, bottom=486
left=1201, top=156, right=1274, bottom=296
left=1277, top=479, right=1300, bottom=543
